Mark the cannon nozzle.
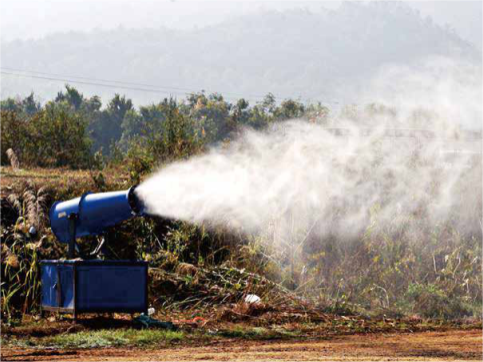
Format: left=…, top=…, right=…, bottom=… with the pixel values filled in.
left=127, top=185, right=145, bottom=215
left=50, top=185, right=147, bottom=244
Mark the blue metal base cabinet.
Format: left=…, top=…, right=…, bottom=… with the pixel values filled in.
left=41, top=260, right=148, bottom=318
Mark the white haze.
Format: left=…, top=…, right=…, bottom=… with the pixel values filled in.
left=1, top=2, right=481, bottom=106
left=137, top=58, right=482, bottom=243
left=1, top=1, right=481, bottom=49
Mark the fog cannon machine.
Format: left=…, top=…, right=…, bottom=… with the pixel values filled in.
left=41, top=186, right=150, bottom=319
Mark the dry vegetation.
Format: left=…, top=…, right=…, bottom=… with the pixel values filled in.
left=1, top=167, right=130, bottom=198
left=1, top=153, right=481, bottom=323
left=1, top=89, right=481, bottom=359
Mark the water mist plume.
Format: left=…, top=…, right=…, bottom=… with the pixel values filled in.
left=136, top=58, right=482, bottom=242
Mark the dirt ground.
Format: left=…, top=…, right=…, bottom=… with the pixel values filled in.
left=2, top=329, right=482, bottom=362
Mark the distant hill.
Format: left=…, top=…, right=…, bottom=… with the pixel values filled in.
left=1, top=1, right=480, bottom=106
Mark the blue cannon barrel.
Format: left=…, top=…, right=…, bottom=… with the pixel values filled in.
left=49, top=186, right=145, bottom=243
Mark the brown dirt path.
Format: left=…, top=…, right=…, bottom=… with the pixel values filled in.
left=2, top=329, right=482, bottom=361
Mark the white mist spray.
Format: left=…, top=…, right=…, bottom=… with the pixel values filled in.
left=136, top=58, right=482, bottom=243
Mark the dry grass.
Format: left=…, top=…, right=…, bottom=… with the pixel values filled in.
left=6, top=149, right=20, bottom=170
left=1, top=166, right=131, bottom=199
left=0, top=166, right=133, bottom=319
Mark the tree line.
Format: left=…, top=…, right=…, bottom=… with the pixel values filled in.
left=0, top=86, right=329, bottom=171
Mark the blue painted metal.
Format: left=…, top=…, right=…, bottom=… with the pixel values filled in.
left=44, top=187, right=149, bottom=318
left=41, top=263, right=74, bottom=309
left=40, top=260, right=148, bottom=314
left=76, top=262, right=147, bottom=311
left=49, top=186, right=145, bottom=243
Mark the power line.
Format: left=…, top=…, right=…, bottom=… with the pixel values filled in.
left=1, top=70, right=270, bottom=103
left=1, top=67, right=203, bottom=92
left=1, top=70, right=194, bottom=96
left=1, top=67, right=270, bottom=101
left=1, top=67, right=340, bottom=106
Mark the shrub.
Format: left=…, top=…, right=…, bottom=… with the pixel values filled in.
left=405, top=282, right=473, bottom=319
left=0, top=111, right=29, bottom=166
left=28, top=106, right=93, bottom=168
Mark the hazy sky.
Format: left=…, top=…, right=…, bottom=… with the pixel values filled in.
left=0, top=1, right=481, bottom=48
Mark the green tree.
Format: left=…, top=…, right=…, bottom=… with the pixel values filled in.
left=231, top=98, right=250, bottom=128
left=55, top=85, right=84, bottom=111
left=89, top=94, right=133, bottom=155
left=0, top=93, right=41, bottom=118
left=187, top=92, right=234, bottom=142
left=21, top=93, right=41, bottom=116
left=153, top=98, right=202, bottom=161
left=274, top=99, right=305, bottom=120
left=0, top=98, right=23, bottom=115
left=28, top=105, right=93, bottom=168
left=122, top=102, right=168, bottom=141
left=0, top=111, right=29, bottom=165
